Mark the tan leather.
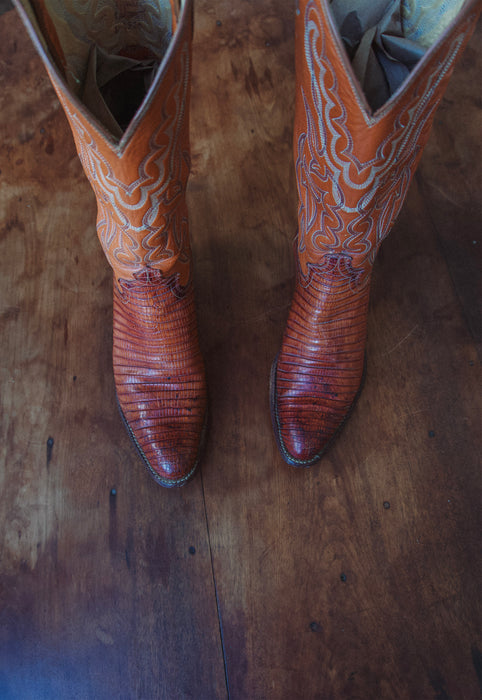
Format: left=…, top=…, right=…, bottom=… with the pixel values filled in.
left=271, top=0, right=481, bottom=467
left=15, top=0, right=207, bottom=486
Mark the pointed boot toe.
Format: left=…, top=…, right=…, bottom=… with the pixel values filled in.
left=119, top=403, right=207, bottom=487
left=272, top=403, right=329, bottom=468
left=276, top=424, right=331, bottom=468
left=271, top=349, right=366, bottom=467
left=271, top=351, right=363, bottom=467
left=118, top=379, right=207, bottom=487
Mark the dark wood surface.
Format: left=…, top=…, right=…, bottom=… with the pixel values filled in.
left=1, top=3, right=481, bottom=699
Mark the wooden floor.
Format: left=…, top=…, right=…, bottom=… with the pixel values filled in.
left=1, top=4, right=481, bottom=699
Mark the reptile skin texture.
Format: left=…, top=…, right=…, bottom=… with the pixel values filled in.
left=15, top=0, right=207, bottom=486
left=271, top=0, right=481, bottom=467
left=113, top=269, right=206, bottom=486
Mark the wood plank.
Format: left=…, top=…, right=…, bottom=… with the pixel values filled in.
left=418, top=20, right=482, bottom=353
left=1, top=2, right=481, bottom=698
left=0, top=11, right=227, bottom=699
left=190, top=2, right=482, bottom=698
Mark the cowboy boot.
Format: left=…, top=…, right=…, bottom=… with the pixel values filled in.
left=14, top=0, right=207, bottom=487
left=271, top=0, right=481, bottom=467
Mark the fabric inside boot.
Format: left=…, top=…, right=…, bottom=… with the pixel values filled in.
left=82, top=45, right=158, bottom=137
left=329, top=0, right=466, bottom=110
left=23, top=0, right=180, bottom=136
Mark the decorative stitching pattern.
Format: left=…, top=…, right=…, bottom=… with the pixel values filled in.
left=304, top=254, right=366, bottom=292
left=297, top=0, right=476, bottom=280
left=58, top=41, right=191, bottom=279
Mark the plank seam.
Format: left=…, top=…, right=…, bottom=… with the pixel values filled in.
left=200, top=468, right=231, bottom=700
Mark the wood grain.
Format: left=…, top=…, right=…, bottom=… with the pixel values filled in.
left=1, top=3, right=481, bottom=699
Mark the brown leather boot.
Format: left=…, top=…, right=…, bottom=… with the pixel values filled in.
left=271, top=0, right=481, bottom=467
left=15, top=0, right=207, bottom=487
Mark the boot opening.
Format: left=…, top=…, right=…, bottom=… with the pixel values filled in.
left=21, top=0, right=182, bottom=136
left=328, top=0, right=467, bottom=110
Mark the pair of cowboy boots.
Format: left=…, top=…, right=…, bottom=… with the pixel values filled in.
left=15, top=0, right=481, bottom=486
